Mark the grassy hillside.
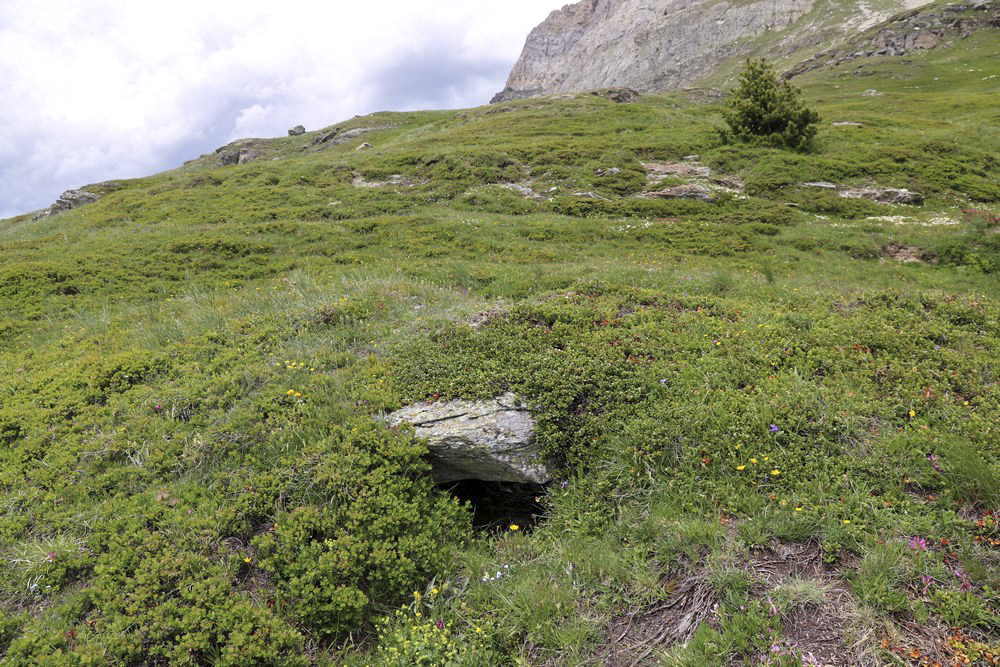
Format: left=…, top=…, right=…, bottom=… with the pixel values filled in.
left=1, top=16, right=998, bottom=667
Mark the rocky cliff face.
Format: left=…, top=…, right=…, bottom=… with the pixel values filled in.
left=785, top=1, right=1000, bottom=78
left=492, top=0, right=936, bottom=102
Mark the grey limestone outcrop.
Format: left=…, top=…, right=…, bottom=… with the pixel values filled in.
left=491, top=0, right=938, bottom=102
left=32, top=188, right=102, bottom=220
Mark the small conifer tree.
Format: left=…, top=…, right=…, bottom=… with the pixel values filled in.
left=721, top=58, right=820, bottom=150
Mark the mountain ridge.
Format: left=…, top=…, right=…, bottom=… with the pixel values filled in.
left=492, top=0, right=941, bottom=102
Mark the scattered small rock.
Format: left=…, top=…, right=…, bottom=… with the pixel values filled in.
left=356, top=142, right=373, bottom=151
left=596, top=167, right=622, bottom=176
left=644, top=162, right=712, bottom=179
left=709, top=176, right=745, bottom=192
left=804, top=181, right=839, bottom=189
left=841, top=187, right=925, bottom=205
left=862, top=89, right=883, bottom=97
left=591, top=87, right=640, bottom=103
left=501, top=183, right=545, bottom=200
left=308, top=125, right=393, bottom=149
left=681, top=154, right=701, bottom=161
left=573, top=191, right=609, bottom=200
left=387, top=393, right=550, bottom=484
left=646, top=184, right=715, bottom=202
left=467, top=306, right=508, bottom=330
left=287, top=125, right=306, bottom=136
left=832, top=121, right=864, bottom=126
left=882, top=243, right=931, bottom=263
left=352, top=172, right=417, bottom=188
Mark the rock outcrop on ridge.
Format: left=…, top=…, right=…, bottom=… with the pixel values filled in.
left=786, top=1, right=1000, bottom=78
left=492, top=0, right=937, bottom=102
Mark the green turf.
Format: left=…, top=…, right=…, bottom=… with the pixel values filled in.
left=0, top=10, right=998, bottom=666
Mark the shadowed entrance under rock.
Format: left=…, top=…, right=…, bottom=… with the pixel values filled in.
left=440, top=479, right=548, bottom=531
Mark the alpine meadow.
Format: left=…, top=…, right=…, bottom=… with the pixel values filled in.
left=1, top=1, right=999, bottom=665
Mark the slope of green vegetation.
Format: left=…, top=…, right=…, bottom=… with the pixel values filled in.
left=1, top=21, right=998, bottom=667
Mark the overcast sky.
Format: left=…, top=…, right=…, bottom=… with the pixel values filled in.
left=0, top=1, right=565, bottom=219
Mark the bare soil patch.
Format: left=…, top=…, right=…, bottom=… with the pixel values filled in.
left=594, top=540, right=864, bottom=667
left=881, top=243, right=932, bottom=263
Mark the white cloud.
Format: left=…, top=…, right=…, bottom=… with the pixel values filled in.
left=0, top=0, right=562, bottom=218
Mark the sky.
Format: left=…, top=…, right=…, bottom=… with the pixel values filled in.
left=0, top=1, right=565, bottom=219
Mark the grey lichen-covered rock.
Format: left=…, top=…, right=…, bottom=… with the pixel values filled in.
left=237, top=150, right=260, bottom=165
left=308, top=125, right=394, bottom=150
left=33, top=189, right=101, bottom=219
left=288, top=124, right=306, bottom=136
left=646, top=184, right=716, bottom=201
left=387, top=393, right=551, bottom=485
left=216, top=139, right=264, bottom=166
left=841, top=187, right=925, bottom=204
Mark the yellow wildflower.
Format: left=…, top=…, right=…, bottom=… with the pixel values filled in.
left=737, top=465, right=746, bottom=471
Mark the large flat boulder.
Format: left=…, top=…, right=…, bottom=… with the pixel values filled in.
left=387, top=393, right=550, bottom=485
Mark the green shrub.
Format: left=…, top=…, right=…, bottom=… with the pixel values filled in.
left=253, top=419, right=470, bottom=637
left=721, top=59, right=820, bottom=151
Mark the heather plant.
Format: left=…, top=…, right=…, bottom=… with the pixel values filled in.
left=253, top=420, right=470, bottom=637
left=963, top=208, right=1000, bottom=229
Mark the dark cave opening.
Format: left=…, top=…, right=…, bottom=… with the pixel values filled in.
left=440, top=479, right=548, bottom=531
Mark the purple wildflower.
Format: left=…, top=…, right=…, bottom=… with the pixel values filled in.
left=909, top=536, right=928, bottom=551
left=927, top=453, right=943, bottom=473
left=921, top=575, right=933, bottom=595
left=435, top=619, right=444, bottom=630
left=769, top=424, right=779, bottom=433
